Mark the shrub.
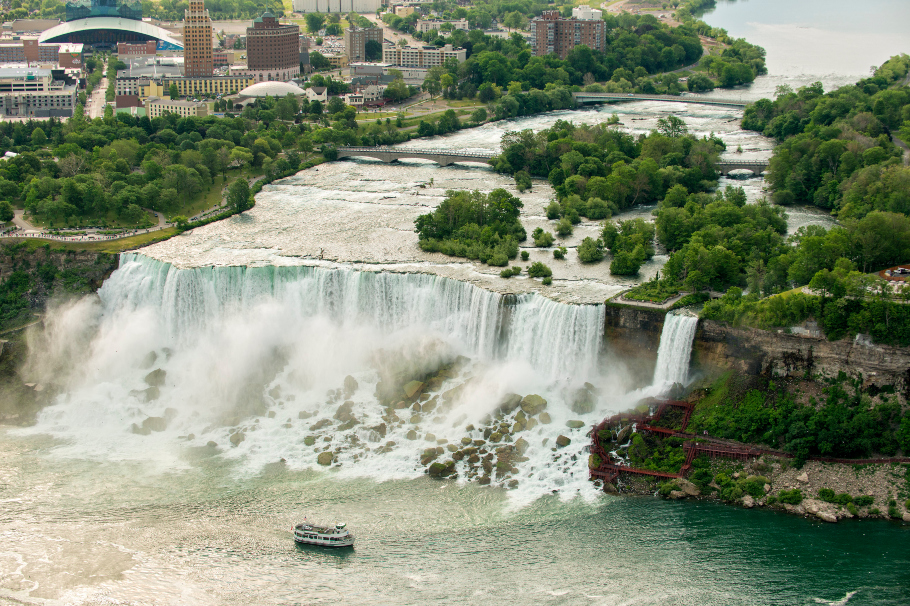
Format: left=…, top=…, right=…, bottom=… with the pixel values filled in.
left=542, top=276, right=552, bottom=285
left=556, top=217, right=573, bottom=237
left=577, top=237, right=604, bottom=263
left=553, top=247, right=567, bottom=260
left=520, top=251, right=530, bottom=261
left=500, top=268, right=513, bottom=278
left=546, top=201, right=561, bottom=220
left=528, top=262, right=552, bottom=278
left=511, top=266, right=522, bottom=276
left=777, top=489, right=803, bottom=505
left=658, top=481, right=681, bottom=497
left=515, top=170, right=532, bottom=192
left=488, top=252, right=509, bottom=266
left=853, top=495, right=874, bottom=507
left=739, top=476, right=769, bottom=498
left=532, top=227, right=554, bottom=247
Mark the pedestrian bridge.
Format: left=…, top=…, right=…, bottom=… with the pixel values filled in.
left=573, top=92, right=750, bottom=108
left=716, top=159, right=768, bottom=176
left=336, top=147, right=496, bottom=166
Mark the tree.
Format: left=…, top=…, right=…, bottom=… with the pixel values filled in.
left=577, top=237, right=604, bottom=263
left=304, top=12, right=326, bottom=33
left=30, top=128, right=47, bottom=146
left=228, top=178, right=251, bottom=213
left=308, top=100, right=323, bottom=117
left=365, top=39, right=382, bottom=61
left=0, top=201, right=13, bottom=223
left=327, top=96, right=345, bottom=115
left=169, top=83, right=180, bottom=99
left=385, top=77, right=410, bottom=102
left=471, top=108, right=487, bottom=124
left=656, top=115, right=688, bottom=138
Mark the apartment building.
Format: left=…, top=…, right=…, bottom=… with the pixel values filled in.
left=183, top=0, right=213, bottom=77
left=381, top=43, right=465, bottom=68
left=343, top=26, right=383, bottom=62
left=530, top=10, right=606, bottom=59
left=145, top=96, right=209, bottom=118
left=415, top=19, right=468, bottom=34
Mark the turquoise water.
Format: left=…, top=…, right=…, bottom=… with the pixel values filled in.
left=2, top=432, right=908, bottom=605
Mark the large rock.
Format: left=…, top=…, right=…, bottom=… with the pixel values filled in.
left=817, top=511, right=837, bottom=523
left=796, top=472, right=809, bottom=483
left=741, top=495, right=755, bottom=508
left=498, top=393, right=523, bottom=414
left=144, top=369, right=167, bottom=387
left=524, top=418, right=538, bottom=431
left=343, top=375, right=358, bottom=396
left=317, top=452, right=334, bottom=466
left=678, top=479, right=700, bottom=497
left=616, top=425, right=633, bottom=443
left=303, top=436, right=316, bottom=446
left=513, top=438, right=529, bottom=456
left=520, top=394, right=547, bottom=416
left=555, top=435, right=571, bottom=448
left=229, top=431, right=245, bottom=446
left=403, top=380, right=425, bottom=399
left=538, top=412, right=551, bottom=425
left=566, top=420, right=586, bottom=429
left=334, top=400, right=355, bottom=422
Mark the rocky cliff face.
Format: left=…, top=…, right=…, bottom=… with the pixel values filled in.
left=602, top=303, right=910, bottom=396
left=693, top=319, right=910, bottom=397
left=602, top=304, right=667, bottom=386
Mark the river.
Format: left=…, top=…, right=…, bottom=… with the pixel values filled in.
left=1, top=2, right=908, bottom=604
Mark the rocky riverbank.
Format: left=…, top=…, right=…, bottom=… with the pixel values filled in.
left=613, top=455, right=910, bottom=524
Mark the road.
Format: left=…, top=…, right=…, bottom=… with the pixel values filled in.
left=361, top=13, right=418, bottom=48
left=86, top=60, right=108, bottom=120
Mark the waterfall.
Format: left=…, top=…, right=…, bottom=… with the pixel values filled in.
left=100, top=253, right=605, bottom=383
left=652, top=312, right=698, bottom=389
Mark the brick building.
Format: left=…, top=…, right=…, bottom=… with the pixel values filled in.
left=117, top=41, right=157, bottom=56
left=244, top=12, right=300, bottom=82
left=530, top=10, right=606, bottom=59
left=183, top=0, right=213, bottom=77
left=343, top=26, right=383, bottom=63
left=0, top=39, right=84, bottom=69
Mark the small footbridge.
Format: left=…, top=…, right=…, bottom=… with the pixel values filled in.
left=336, top=146, right=496, bottom=167
left=573, top=92, right=751, bottom=108
left=716, top=159, right=768, bottom=176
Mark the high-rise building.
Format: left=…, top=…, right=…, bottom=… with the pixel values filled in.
left=183, top=0, right=213, bottom=78
left=343, top=26, right=383, bottom=63
left=230, top=12, right=300, bottom=83
left=530, top=10, right=606, bottom=59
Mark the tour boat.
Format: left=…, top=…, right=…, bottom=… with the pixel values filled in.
left=293, top=520, right=355, bottom=547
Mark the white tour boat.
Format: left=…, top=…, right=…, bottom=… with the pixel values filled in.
left=293, top=520, right=355, bottom=547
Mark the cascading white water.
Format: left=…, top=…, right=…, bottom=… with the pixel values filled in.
left=23, top=253, right=612, bottom=503
left=652, top=312, right=699, bottom=389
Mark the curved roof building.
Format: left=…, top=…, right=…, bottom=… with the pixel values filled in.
left=238, top=81, right=306, bottom=97
left=39, top=17, right=183, bottom=50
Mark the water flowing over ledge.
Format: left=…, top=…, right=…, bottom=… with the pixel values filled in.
left=652, top=312, right=699, bottom=389
left=109, top=253, right=606, bottom=382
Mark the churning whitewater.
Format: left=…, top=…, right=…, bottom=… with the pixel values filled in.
left=22, top=253, right=670, bottom=505
left=652, top=312, right=699, bottom=389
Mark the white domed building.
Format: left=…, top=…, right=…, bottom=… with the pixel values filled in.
left=233, top=81, right=307, bottom=109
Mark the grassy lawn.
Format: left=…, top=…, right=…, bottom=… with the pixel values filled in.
left=167, top=175, right=227, bottom=221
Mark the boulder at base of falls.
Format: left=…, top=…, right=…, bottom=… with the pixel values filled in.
left=520, top=395, right=547, bottom=416
left=303, top=436, right=316, bottom=446
left=144, top=369, right=167, bottom=388
left=524, top=418, right=538, bottom=431
left=616, top=425, right=633, bottom=443
left=206, top=440, right=218, bottom=447
left=513, top=438, right=529, bottom=456
left=229, top=431, right=245, bottom=446
left=334, top=401, right=356, bottom=422
left=538, top=412, right=552, bottom=425
left=678, top=479, right=701, bottom=497
left=403, top=380, right=425, bottom=400
left=343, top=375, right=358, bottom=396
left=131, top=416, right=169, bottom=435
left=498, top=393, right=523, bottom=414
left=317, top=452, right=335, bottom=466
left=428, top=460, right=456, bottom=477
left=406, top=429, right=418, bottom=440
left=566, top=420, right=586, bottom=429
left=555, top=435, right=571, bottom=448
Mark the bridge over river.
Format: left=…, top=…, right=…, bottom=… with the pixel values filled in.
left=336, top=147, right=768, bottom=175
left=573, top=92, right=751, bottom=108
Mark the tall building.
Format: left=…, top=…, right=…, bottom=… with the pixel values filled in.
left=233, top=12, right=300, bottom=83
left=0, top=67, right=78, bottom=117
left=183, top=0, right=213, bottom=78
left=530, top=10, right=606, bottom=59
left=343, top=26, right=383, bottom=63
